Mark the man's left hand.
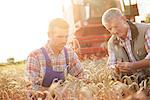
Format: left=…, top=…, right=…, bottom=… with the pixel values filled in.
left=116, top=62, right=135, bottom=73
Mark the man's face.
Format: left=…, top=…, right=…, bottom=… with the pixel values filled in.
left=50, top=27, right=68, bottom=49
left=104, top=17, right=129, bottom=40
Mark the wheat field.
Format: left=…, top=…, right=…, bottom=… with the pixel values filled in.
left=0, top=58, right=150, bottom=100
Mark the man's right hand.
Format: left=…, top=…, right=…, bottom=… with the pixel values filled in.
left=29, top=90, right=48, bottom=100
left=116, top=62, right=134, bottom=73
left=115, top=66, right=120, bottom=74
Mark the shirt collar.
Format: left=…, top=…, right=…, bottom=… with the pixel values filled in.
left=128, top=28, right=132, bottom=40
left=44, top=40, right=65, bottom=55
left=118, top=28, right=132, bottom=43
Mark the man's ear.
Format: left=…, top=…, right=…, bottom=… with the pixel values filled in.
left=48, top=32, right=53, bottom=38
left=121, top=16, right=128, bottom=21
left=48, top=26, right=54, bottom=38
left=48, top=32, right=51, bottom=38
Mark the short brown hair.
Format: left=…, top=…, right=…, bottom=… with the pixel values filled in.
left=48, top=18, right=69, bottom=34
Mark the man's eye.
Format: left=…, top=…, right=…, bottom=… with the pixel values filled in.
left=57, top=36, right=62, bottom=38
left=57, top=36, right=68, bottom=38
left=107, top=28, right=111, bottom=32
left=114, top=26, right=118, bottom=28
left=65, top=36, right=69, bottom=38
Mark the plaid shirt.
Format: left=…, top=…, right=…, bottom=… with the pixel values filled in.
left=25, top=41, right=83, bottom=90
left=108, top=29, right=150, bottom=68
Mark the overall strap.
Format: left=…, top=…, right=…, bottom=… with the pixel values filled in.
left=41, top=47, right=69, bottom=66
left=64, top=47, right=69, bottom=66
left=41, top=47, right=51, bottom=67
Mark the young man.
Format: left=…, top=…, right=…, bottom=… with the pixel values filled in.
left=101, top=8, right=150, bottom=79
left=25, top=18, right=83, bottom=93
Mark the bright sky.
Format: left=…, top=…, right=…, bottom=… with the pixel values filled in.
left=0, top=0, right=150, bottom=63
left=0, top=0, right=73, bottom=63
left=136, top=0, right=150, bottom=22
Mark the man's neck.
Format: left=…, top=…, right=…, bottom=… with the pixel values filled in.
left=53, top=48, right=62, bottom=55
left=51, top=44, right=63, bottom=55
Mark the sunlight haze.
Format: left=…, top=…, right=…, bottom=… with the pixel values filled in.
left=0, top=0, right=72, bottom=63
left=0, top=0, right=150, bottom=63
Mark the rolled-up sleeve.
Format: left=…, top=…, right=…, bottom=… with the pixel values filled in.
left=145, top=29, right=150, bottom=60
left=25, top=53, right=41, bottom=91
left=68, top=51, right=83, bottom=77
left=107, top=43, right=117, bottom=68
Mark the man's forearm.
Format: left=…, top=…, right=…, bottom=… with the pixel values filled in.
left=132, top=59, right=150, bottom=70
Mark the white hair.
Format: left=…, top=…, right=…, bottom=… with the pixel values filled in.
left=102, top=8, right=123, bottom=26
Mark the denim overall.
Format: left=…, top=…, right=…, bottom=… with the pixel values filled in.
left=41, top=47, right=69, bottom=87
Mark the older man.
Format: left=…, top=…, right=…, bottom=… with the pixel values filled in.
left=101, top=8, right=150, bottom=79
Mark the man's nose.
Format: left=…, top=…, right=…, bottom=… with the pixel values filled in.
left=61, top=37, right=67, bottom=43
left=111, top=29, right=117, bottom=35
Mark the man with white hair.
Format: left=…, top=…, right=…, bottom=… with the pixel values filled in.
left=101, top=8, right=150, bottom=79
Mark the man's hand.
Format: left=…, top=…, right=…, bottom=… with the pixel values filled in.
left=29, top=90, right=48, bottom=100
left=71, top=60, right=77, bottom=66
left=116, top=62, right=135, bottom=73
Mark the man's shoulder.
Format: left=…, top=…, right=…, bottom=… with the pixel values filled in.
left=28, top=48, right=42, bottom=58
left=134, top=22, right=150, bottom=29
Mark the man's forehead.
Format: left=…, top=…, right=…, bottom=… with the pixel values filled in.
left=53, top=26, right=69, bottom=30
left=105, top=18, right=120, bottom=26
left=53, top=27, right=68, bottom=35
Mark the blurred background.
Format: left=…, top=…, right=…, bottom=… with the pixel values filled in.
left=0, top=0, right=150, bottom=63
